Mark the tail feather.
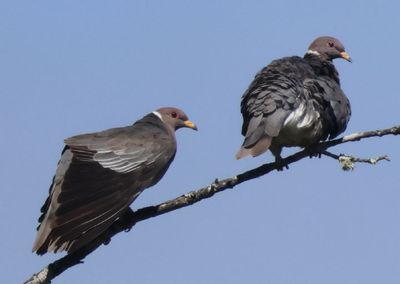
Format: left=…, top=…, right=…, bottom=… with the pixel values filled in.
left=236, top=136, right=272, bottom=159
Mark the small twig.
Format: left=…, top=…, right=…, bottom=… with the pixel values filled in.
left=322, top=150, right=390, bottom=171
left=345, top=155, right=390, bottom=164
left=24, top=124, right=400, bottom=284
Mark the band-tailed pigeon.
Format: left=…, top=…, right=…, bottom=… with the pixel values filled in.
left=33, top=107, right=197, bottom=255
left=236, top=36, right=352, bottom=161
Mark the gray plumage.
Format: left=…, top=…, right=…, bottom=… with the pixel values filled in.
left=33, top=107, right=197, bottom=255
left=237, top=36, right=352, bottom=160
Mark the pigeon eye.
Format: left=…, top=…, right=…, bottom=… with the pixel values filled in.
left=328, top=42, right=334, bottom=47
left=171, top=112, right=178, bottom=118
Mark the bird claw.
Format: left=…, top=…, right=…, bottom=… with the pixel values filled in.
left=276, top=164, right=289, bottom=171
left=305, top=146, right=323, bottom=158
left=103, top=237, right=111, bottom=246
left=308, top=152, right=322, bottom=158
left=275, top=157, right=289, bottom=171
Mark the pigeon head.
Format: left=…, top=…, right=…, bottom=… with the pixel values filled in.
left=307, top=36, right=351, bottom=62
left=155, top=107, right=198, bottom=131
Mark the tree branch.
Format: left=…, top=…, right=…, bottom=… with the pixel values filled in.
left=24, top=125, right=400, bottom=284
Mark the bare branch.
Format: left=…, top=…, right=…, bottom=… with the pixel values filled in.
left=24, top=125, right=400, bottom=284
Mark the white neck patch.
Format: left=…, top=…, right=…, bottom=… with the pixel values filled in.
left=306, top=50, right=321, bottom=56
left=152, top=111, right=163, bottom=121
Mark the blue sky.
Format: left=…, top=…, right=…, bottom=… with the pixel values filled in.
left=2, top=1, right=400, bottom=283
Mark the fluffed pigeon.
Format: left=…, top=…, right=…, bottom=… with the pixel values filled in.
left=33, top=107, right=197, bottom=255
left=236, top=36, right=351, bottom=162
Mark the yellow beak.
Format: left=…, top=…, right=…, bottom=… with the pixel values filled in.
left=340, top=51, right=352, bottom=62
left=183, top=120, right=198, bottom=131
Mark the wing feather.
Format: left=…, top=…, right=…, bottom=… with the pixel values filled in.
left=33, top=116, right=176, bottom=254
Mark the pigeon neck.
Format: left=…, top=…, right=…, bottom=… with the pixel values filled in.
left=152, top=111, right=163, bottom=121
left=305, top=49, right=321, bottom=57
left=148, top=113, right=177, bottom=141
left=304, top=53, right=340, bottom=84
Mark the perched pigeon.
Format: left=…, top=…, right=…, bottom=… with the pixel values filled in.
left=236, top=36, right=351, bottom=161
left=33, top=107, right=197, bottom=255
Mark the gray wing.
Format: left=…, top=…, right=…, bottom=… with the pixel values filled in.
left=239, top=57, right=306, bottom=150
left=33, top=122, right=176, bottom=254
left=303, top=77, right=351, bottom=139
